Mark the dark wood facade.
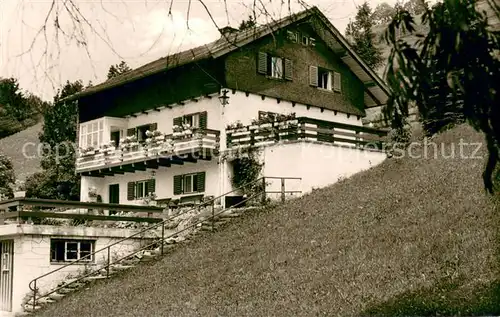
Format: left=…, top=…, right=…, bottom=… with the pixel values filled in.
left=224, top=23, right=365, bottom=115
left=78, top=60, right=225, bottom=123
left=78, top=20, right=369, bottom=123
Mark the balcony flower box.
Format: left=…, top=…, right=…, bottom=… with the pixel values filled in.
left=259, top=123, right=272, bottom=129
left=232, top=130, right=249, bottom=137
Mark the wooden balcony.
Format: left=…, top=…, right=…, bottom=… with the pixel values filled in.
left=0, top=198, right=165, bottom=225
left=226, top=117, right=388, bottom=150
left=76, top=129, right=220, bottom=177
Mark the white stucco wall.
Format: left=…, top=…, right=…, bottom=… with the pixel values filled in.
left=80, top=159, right=220, bottom=204
left=78, top=89, right=381, bottom=204
left=2, top=225, right=157, bottom=314
left=261, top=141, right=386, bottom=195
left=222, top=90, right=362, bottom=128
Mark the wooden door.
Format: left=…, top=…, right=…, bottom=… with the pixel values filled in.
left=109, top=184, right=120, bottom=204
left=0, top=240, right=14, bottom=312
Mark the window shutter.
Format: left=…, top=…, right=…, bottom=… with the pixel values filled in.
left=199, top=111, right=207, bottom=130
left=173, top=175, right=183, bottom=195
left=127, top=128, right=136, bottom=137
left=147, top=179, right=156, bottom=195
left=309, top=66, right=318, bottom=87
left=173, top=117, right=183, bottom=127
left=257, top=52, right=268, bottom=74
left=127, top=182, right=136, bottom=201
left=150, top=123, right=158, bottom=131
left=284, top=59, right=293, bottom=81
left=333, top=72, right=342, bottom=92
left=197, top=172, right=206, bottom=192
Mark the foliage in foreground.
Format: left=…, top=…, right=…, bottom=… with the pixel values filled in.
left=25, top=80, right=84, bottom=200
left=383, top=0, right=500, bottom=193
left=0, top=154, right=15, bottom=199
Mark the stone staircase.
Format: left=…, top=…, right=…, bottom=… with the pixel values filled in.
left=19, top=206, right=259, bottom=316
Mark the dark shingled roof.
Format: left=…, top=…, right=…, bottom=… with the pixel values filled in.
left=65, top=6, right=389, bottom=107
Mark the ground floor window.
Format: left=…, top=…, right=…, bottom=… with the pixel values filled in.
left=127, top=179, right=156, bottom=200
left=173, top=172, right=206, bottom=195
left=50, top=239, right=95, bottom=263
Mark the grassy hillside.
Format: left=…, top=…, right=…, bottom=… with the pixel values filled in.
left=34, top=124, right=499, bottom=316
left=0, top=122, right=42, bottom=181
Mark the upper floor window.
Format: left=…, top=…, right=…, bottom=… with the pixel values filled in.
left=286, top=30, right=315, bottom=47
left=271, top=57, right=283, bottom=79
left=257, top=52, right=293, bottom=81
left=173, top=111, right=207, bottom=130
left=51, top=239, right=95, bottom=263
left=79, top=120, right=104, bottom=149
left=309, top=65, right=342, bottom=93
left=126, top=123, right=157, bottom=141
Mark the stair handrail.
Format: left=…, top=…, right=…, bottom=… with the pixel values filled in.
left=27, top=176, right=301, bottom=310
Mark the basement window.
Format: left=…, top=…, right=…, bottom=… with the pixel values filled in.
left=50, top=239, right=95, bottom=263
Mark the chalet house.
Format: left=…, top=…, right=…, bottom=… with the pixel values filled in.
left=68, top=7, right=390, bottom=208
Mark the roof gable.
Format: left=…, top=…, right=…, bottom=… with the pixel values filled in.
left=66, top=7, right=389, bottom=107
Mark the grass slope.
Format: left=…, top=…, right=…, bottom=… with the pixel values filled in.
left=0, top=122, right=42, bottom=181
left=34, top=125, right=499, bottom=317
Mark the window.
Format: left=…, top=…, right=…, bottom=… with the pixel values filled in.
left=173, top=172, right=206, bottom=195
left=135, top=180, right=148, bottom=199
left=126, top=123, right=157, bottom=142
left=286, top=30, right=298, bottom=42
left=318, top=68, right=332, bottom=90
left=270, top=57, right=283, bottom=79
left=136, top=125, right=150, bottom=142
left=183, top=113, right=200, bottom=128
left=127, top=179, right=156, bottom=200
left=301, top=35, right=309, bottom=46
left=257, top=52, right=293, bottom=81
left=173, top=112, right=207, bottom=130
left=51, top=239, right=95, bottom=263
left=309, top=66, right=342, bottom=92
left=79, top=120, right=104, bottom=149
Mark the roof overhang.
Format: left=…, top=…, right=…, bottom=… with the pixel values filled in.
left=62, top=6, right=390, bottom=108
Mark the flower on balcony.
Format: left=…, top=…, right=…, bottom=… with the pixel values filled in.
left=173, top=125, right=183, bottom=133
left=80, top=146, right=96, bottom=157
left=142, top=192, right=157, bottom=206
left=172, top=124, right=194, bottom=140
left=226, top=121, right=245, bottom=131
left=120, top=135, right=137, bottom=144
left=100, top=141, right=116, bottom=152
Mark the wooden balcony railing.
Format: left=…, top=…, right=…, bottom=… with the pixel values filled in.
left=226, top=117, right=388, bottom=150
left=0, top=198, right=165, bottom=225
left=76, top=129, right=220, bottom=173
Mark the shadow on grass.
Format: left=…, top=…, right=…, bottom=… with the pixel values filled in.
left=362, top=277, right=500, bottom=316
